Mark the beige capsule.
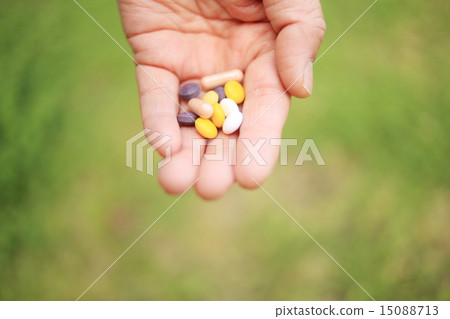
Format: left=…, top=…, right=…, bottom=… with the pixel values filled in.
left=188, top=98, right=214, bottom=118
left=200, top=69, right=244, bottom=91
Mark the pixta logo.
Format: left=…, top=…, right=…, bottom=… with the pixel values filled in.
left=126, top=130, right=325, bottom=176
left=192, top=138, right=325, bottom=166
left=126, top=129, right=171, bottom=175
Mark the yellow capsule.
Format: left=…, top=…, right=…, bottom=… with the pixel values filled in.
left=202, top=91, right=219, bottom=105
left=211, top=103, right=225, bottom=128
left=224, top=80, right=245, bottom=104
left=195, top=118, right=218, bottom=139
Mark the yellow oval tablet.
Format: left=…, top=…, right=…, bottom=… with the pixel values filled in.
left=202, top=91, right=219, bottom=105
left=211, top=103, right=225, bottom=128
left=224, top=81, right=245, bottom=104
left=195, top=118, right=218, bottom=139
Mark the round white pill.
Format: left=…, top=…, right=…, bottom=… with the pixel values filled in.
left=220, top=98, right=239, bottom=117
left=223, top=111, right=243, bottom=134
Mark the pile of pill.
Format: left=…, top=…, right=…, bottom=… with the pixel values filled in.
left=177, top=69, right=245, bottom=139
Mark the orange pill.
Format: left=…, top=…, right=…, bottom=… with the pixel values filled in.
left=195, top=118, right=218, bottom=139
left=211, top=103, right=225, bottom=128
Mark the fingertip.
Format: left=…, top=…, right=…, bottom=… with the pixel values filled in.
left=158, top=164, right=197, bottom=195
left=157, top=151, right=199, bottom=195
left=276, top=54, right=313, bottom=99
left=224, top=0, right=266, bottom=21
left=236, top=177, right=260, bottom=189
left=195, top=179, right=231, bottom=200
left=235, top=135, right=276, bottom=189
left=282, top=59, right=313, bottom=98
left=195, top=133, right=236, bottom=200
left=235, top=164, right=270, bottom=189
left=275, top=22, right=320, bottom=98
left=282, top=81, right=309, bottom=99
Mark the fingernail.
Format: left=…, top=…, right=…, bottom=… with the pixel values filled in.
left=303, top=61, right=313, bottom=96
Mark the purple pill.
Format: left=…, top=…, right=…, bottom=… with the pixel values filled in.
left=179, top=83, right=200, bottom=100
left=177, top=112, right=199, bottom=126
left=214, top=86, right=226, bottom=102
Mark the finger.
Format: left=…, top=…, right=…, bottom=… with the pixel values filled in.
left=137, top=65, right=182, bottom=157
left=195, top=132, right=238, bottom=200
left=218, top=0, right=266, bottom=21
left=263, top=0, right=326, bottom=97
left=235, top=52, right=291, bottom=189
left=158, top=127, right=203, bottom=195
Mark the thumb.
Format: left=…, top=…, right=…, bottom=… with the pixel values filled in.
left=264, top=0, right=326, bottom=98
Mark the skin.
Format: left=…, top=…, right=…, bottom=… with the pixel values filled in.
left=118, top=0, right=326, bottom=199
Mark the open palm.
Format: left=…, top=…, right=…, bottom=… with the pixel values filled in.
left=119, top=0, right=325, bottom=199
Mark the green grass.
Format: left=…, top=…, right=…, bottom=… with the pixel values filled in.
left=0, top=0, right=448, bottom=300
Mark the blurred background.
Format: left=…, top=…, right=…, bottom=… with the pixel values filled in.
left=0, top=0, right=449, bottom=300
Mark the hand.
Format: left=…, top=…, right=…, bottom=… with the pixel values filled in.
left=118, top=0, right=325, bottom=199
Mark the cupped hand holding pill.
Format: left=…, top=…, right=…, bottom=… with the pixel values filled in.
left=118, top=0, right=326, bottom=199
